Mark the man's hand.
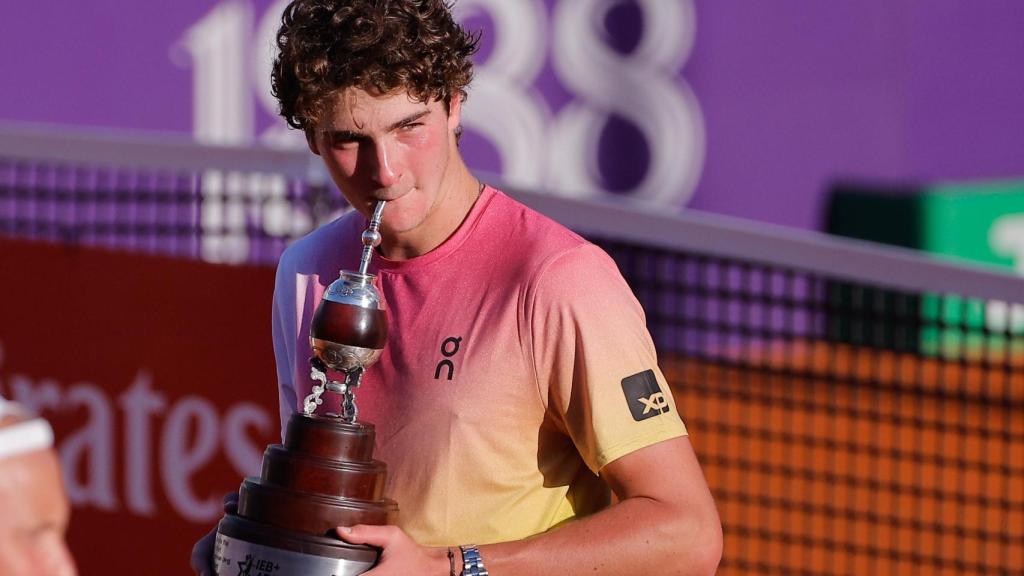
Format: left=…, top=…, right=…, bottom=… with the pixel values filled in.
left=190, top=492, right=239, bottom=576
left=337, top=524, right=450, bottom=576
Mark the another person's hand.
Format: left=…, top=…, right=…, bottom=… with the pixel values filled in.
left=337, top=524, right=449, bottom=575
left=190, top=492, right=239, bottom=576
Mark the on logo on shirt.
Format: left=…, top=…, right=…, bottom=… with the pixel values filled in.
left=434, top=336, right=463, bottom=380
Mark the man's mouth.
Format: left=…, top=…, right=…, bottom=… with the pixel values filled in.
left=369, top=187, right=412, bottom=203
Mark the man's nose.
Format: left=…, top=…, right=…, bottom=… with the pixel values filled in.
left=369, top=141, right=401, bottom=188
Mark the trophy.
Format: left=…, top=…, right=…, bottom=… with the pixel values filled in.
left=214, top=201, right=396, bottom=575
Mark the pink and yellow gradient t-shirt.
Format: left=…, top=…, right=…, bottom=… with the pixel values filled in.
left=272, top=185, right=687, bottom=546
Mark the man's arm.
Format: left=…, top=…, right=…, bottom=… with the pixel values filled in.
left=484, top=435, right=721, bottom=575
left=339, top=435, right=722, bottom=576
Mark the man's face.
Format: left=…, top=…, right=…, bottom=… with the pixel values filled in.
left=0, top=449, right=76, bottom=576
left=306, top=87, right=462, bottom=246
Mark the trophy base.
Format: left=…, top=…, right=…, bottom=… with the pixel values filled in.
left=214, top=514, right=377, bottom=576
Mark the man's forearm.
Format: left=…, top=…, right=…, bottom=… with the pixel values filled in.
left=478, top=493, right=722, bottom=576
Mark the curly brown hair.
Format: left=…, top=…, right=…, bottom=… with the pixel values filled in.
left=271, top=0, right=480, bottom=130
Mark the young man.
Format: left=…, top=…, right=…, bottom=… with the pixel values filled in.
left=0, top=399, right=77, bottom=576
left=202, top=1, right=721, bottom=574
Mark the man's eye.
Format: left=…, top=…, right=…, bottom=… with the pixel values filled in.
left=400, top=123, right=423, bottom=131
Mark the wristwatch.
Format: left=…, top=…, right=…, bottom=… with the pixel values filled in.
left=459, top=544, right=489, bottom=576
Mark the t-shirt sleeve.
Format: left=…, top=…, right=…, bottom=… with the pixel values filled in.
left=272, top=250, right=299, bottom=442
left=528, top=243, right=687, bottom=473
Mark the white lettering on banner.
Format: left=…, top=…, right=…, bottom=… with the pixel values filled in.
left=224, top=403, right=273, bottom=476
left=119, top=371, right=167, bottom=516
left=161, top=397, right=222, bottom=522
left=6, top=372, right=61, bottom=415
left=179, top=0, right=705, bottom=207
left=453, top=0, right=550, bottom=188
left=175, top=0, right=254, bottom=145
left=61, top=384, right=120, bottom=511
left=549, top=0, right=703, bottom=205
left=181, top=1, right=308, bottom=265
left=0, top=347, right=273, bottom=524
left=8, top=373, right=120, bottom=511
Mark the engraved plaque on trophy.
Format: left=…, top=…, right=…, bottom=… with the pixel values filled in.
left=214, top=202, right=396, bottom=575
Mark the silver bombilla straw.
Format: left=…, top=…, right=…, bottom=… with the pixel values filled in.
left=359, top=200, right=387, bottom=275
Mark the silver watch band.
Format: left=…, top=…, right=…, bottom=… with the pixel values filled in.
left=459, top=544, right=489, bottom=576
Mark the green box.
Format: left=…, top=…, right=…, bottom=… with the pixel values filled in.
left=827, top=181, right=1024, bottom=358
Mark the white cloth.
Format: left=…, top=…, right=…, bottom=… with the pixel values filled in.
left=0, top=397, right=54, bottom=459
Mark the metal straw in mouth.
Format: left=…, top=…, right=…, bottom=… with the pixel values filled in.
left=358, top=200, right=387, bottom=275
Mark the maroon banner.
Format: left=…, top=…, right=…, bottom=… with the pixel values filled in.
left=0, top=238, right=280, bottom=574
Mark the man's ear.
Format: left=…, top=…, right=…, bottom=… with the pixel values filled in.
left=305, top=128, right=321, bottom=156
left=446, top=93, right=463, bottom=134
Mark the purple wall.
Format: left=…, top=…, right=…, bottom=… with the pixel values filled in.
left=688, top=0, right=1024, bottom=228
left=3, top=1, right=1023, bottom=230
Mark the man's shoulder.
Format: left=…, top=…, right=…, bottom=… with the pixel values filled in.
left=484, top=187, right=590, bottom=260
left=482, top=188, right=630, bottom=293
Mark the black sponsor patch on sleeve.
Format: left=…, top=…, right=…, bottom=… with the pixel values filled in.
left=621, top=369, right=670, bottom=422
